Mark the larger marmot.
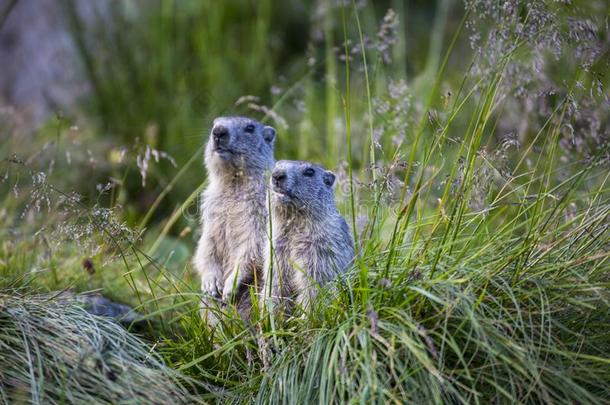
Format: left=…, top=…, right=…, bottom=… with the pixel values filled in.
left=261, top=160, right=355, bottom=315
left=193, top=116, right=276, bottom=322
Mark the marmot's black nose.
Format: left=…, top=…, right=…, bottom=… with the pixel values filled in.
left=272, top=171, right=287, bottom=186
left=212, top=125, right=229, bottom=141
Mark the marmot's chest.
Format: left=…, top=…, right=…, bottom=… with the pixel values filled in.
left=206, top=193, right=265, bottom=224
left=275, top=235, right=331, bottom=267
left=205, top=195, right=266, bottom=259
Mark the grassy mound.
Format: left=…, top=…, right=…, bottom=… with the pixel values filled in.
left=254, top=272, right=609, bottom=403
left=0, top=291, right=198, bottom=404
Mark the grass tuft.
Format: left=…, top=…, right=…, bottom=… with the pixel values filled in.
left=0, top=290, right=200, bottom=404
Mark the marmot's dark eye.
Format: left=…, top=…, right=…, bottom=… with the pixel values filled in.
left=303, top=168, right=315, bottom=177
left=244, top=124, right=256, bottom=133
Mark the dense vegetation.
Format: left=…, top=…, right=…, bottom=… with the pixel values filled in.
left=1, top=0, right=609, bottom=403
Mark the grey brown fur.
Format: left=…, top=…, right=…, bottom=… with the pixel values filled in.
left=193, top=116, right=275, bottom=322
left=262, top=160, right=355, bottom=315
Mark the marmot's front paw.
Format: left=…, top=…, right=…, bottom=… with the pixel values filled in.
left=201, top=273, right=223, bottom=299
left=222, top=272, right=239, bottom=302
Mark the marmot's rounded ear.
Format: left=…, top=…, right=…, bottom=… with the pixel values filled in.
left=323, top=171, right=336, bottom=187
left=263, top=126, right=276, bottom=143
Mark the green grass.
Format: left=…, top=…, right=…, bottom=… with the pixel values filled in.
left=0, top=290, right=200, bottom=403
left=1, top=0, right=609, bottom=403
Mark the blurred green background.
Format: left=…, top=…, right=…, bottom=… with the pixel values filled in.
left=1, top=0, right=466, bottom=220
left=1, top=0, right=607, bottom=277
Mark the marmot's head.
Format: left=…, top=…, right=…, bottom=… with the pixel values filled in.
left=205, top=116, right=276, bottom=177
left=270, top=160, right=337, bottom=215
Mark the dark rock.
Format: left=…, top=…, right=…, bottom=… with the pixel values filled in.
left=76, top=293, right=144, bottom=325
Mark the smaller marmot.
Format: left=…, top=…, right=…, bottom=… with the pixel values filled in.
left=261, top=160, right=355, bottom=315
left=193, top=116, right=276, bottom=323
